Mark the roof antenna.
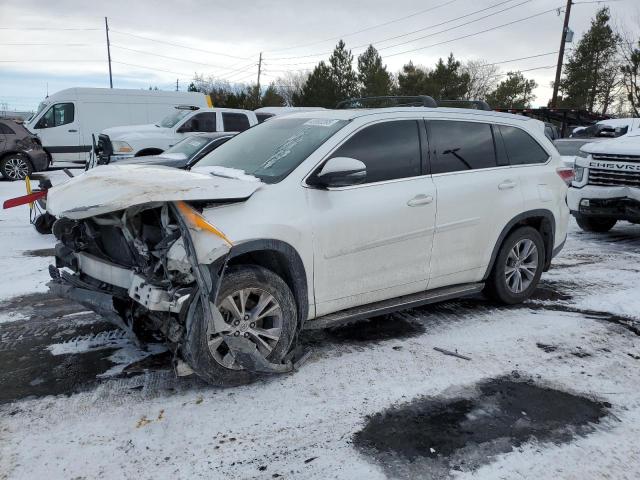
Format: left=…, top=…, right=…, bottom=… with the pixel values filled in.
left=46, top=82, right=49, bottom=98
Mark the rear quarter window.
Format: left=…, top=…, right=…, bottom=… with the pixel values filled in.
left=498, top=125, right=550, bottom=165
left=222, top=113, right=251, bottom=132
left=0, top=123, right=15, bottom=134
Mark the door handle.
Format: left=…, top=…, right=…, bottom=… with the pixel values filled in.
left=407, top=194, right=434, bottom=207
left=498, top=180, right=517, bottom=190
left=68, top=129, right=78, bottom=132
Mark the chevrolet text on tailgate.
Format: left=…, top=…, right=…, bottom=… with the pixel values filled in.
left=46, top=96, right=570, bottom=386
left=568, top=131, right=640, bottom=232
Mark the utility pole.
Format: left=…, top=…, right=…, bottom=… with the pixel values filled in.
left=105, top=17, right=113, bottom=88
left=176, top=78, right=179, bottom=91
left=256, top=52, right=262, bottom=105
left=551, top=0, right=572, bottom=108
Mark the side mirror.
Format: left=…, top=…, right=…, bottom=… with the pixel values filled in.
left=311, top=157, right=366, bottom=188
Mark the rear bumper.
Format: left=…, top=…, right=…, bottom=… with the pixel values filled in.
left=26, top=149, right=49, bottom=171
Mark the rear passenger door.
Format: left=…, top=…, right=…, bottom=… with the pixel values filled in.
left=307, top=119, right=437, bottom=316
left=222, top=112, right=251, bottom=132
left=426, top=120, right=524, bottom=289
left=496, top=124, right=553, bottom=213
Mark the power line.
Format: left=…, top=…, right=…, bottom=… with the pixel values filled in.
left=0, top=26, right=100, bottom=31
left=109, top=29, right=251, bottom=60
left=268, top=0, right=528, bottom=62
left=384, top=5, right=562, bottom=58
left=0, top=43, right=99, bottom=46
left=264, top=0, right=460, bottom=53
left=110, top=44, right=248, bottom=71
left=0, top=59, right=102, bottom=63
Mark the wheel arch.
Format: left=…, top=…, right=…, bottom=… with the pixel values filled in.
left=224, top=239, right=309, bottom=327
left=482, top=209, right=556, bottom=280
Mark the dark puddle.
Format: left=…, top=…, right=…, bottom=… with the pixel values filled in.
left=354, top=376, right=609, bottom=478
left=22, top=248, right=55, bottom=257
left=302, top=314, right=425, bottom=349
left=0, top=319, right=122, bottom=403
left=529, top=283, right=572, bottom=302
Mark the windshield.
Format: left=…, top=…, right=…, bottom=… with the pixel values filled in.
left=27, top=101, right=48, bottom=124
left=197, top=117, right=348, bottom=183
left=157, top=109, right=191, bottom=128
left=164, top=135, right=211, bottom=158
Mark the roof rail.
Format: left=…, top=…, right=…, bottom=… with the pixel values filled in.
left=175, top=105, right=201, bottom=110
left=436, top=99, right=492, bottom=111
left=336, top=95, right=438, bottom=109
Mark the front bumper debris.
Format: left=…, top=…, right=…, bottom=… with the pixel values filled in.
left=575, top=197, right=640, bottom=222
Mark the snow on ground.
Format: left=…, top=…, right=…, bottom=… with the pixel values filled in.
left=0, top=176, right=639, bottom=479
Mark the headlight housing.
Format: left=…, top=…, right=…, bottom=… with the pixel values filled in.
left=573, top=165, right=585, bottom=182
left=576, top=148, right=590, bottom=158
left=112, top=141, right=134, bottom=153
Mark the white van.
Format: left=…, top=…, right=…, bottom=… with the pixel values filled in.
left=24, top=88, right=211, bottom=165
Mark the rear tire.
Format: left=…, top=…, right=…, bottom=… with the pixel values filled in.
left=575, top=214, right=616, bottom=233
left=182, top=265, right=297, bottom=386
left=1, top=154, right=33, bottom=181
left=484, top=226, right=545, bottom=305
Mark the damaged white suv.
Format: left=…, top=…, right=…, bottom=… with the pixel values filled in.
left=46, top=105, right=570, bottom=385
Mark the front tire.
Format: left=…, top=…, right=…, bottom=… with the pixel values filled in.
left=182, top=265, right=297, bottom=386
left=1, top=154, right=33, bottom=181
left=575, top=214, right=616, bottom=233
left=485, top=226, right=545, bottom=305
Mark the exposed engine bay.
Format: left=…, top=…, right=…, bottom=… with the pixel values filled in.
left=48, top=201, right=307, bottom=382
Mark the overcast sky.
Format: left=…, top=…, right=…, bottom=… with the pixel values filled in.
left=1, top=0, right=638, bottom=111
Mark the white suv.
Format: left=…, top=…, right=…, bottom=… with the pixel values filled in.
left=46, top=105, right=570, bottom=385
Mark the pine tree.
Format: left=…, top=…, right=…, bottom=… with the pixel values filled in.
left=396, top=61, right=429, bottom=96
left=558, top=7, right=620, bottom=113
left=357, top=45, right=393, bottom=97
left=486, top=71, right=537, bottom=108
left=298, top=61, right=336, bottom=107
left=329, top=40, right=359, bottom=102
left=427, top=53, right=470, bottom=99
left=261, top=83, right=286, bottom=107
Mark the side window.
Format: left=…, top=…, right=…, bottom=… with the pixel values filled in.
left=185, top=112, right=216, bottom=132
left=429, top=121, right=496, bottom=174
left=0, top=123, right=15, bottom=134
left=329, top=120, right=421, bottom=184
left=256, top=113, right=275, bottom=123
left=498, top=125, right=549, bottom=165
left=222, top=112, right=251, bottom=132
left=35, top=103, right=74, bottom=129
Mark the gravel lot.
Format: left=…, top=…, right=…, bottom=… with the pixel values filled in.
left=1, top=174, right=639, bottom=479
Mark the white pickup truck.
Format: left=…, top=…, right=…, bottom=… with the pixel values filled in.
left=98, top=106, right=258, bottom=163
left=568, top=132, right=640, bottom=232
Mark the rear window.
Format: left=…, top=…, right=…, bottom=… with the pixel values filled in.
left=256, top=113, right=275, bottom=123
left=222, top=112, right=251, bottom=132
left=429, top=121, right=497, bottom=174
left=498, top=125, right=549, bottom=165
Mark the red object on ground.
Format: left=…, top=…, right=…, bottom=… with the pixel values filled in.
left=3, top=190, right=47, bottom=209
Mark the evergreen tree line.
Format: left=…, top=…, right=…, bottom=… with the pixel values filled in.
left=189, top=7, right=640, bottom=115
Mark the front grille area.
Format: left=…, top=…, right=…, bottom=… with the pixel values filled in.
left=588, top=168, right=640, bottom=187
left=592, top=153, right=640, bottom=163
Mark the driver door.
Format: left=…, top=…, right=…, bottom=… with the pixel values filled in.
left=307, top=119, right=437, bottom=316
left=33, top=102, right=80, bottom=162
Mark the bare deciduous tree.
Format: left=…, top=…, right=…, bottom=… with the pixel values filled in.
left=461, top=59, right=499, bottom=101
left=274, top=71, right=309, bottom=106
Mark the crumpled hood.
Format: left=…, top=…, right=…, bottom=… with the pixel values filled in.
left=46, top=164, right=262, bottom=219
left=102, top=123, right=172, bottom=141
left=582, top=134, right=640, bottom=156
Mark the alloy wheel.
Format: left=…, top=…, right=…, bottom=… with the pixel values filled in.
left=504, top=239, right=539, bottom=294
left=208, top=288, right=283, bottom=369
left=4, top=156, right=30, bottom=180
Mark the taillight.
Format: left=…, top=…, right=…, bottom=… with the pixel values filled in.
left=556, top=167, right=575, bottom=185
